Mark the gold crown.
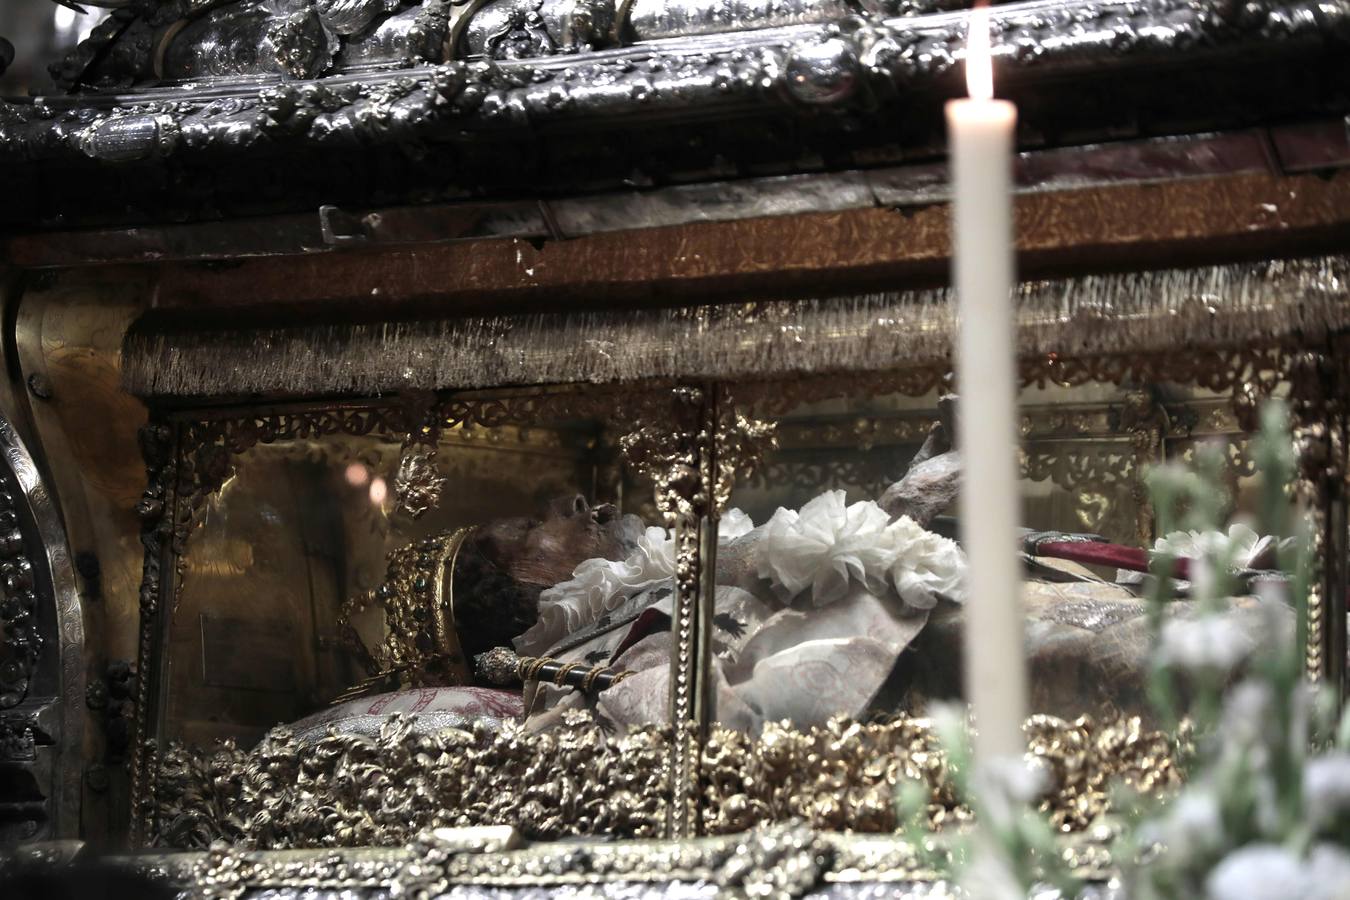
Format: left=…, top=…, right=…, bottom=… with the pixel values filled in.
left=337, top=526, right=476, bottom=695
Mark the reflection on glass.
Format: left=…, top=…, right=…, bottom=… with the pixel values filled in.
left=695, top=385, right=1283, bottom=734
left=0, top=1, right=110, bottom=96
left=166, top=416, right=654, bottom=749
left=163, top=385, right=1282, bottom=757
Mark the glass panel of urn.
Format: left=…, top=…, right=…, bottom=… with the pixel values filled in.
left=702, top=382, right=1269, bottom=734
left=159, top=382, right=1273, bottom=758
left=162, top=396, right=668, bottom=753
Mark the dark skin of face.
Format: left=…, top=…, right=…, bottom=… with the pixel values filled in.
left=441, top=495, right=634, bottom=659
left=472, top=494, right=631, bottom=590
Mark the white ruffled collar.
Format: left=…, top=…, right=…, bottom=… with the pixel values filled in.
left=755, top=490, right=966, bottom=612
left=515, top=509, right=755, bottom=656
left=514, top=494, right=966, bottom=656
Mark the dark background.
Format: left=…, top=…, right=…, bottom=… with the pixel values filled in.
left=1, top=1, right=110, bottom=96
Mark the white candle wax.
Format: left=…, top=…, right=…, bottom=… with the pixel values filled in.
left=946, top=19, right=1027, bottom=762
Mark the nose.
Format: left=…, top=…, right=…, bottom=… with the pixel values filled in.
left=591, top=503, right=618, bottom=524
left=547, top=494, right=590, bottom=519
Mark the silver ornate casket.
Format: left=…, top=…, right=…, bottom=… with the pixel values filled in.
left=0, top=0, right=1349, bottom=896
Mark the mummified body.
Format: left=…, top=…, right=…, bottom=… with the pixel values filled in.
left=319, top=409, right=1277, bottom=737
left=323, top=409, right=970, bottom=731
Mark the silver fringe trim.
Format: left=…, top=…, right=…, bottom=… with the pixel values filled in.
left=123, top=255, right=1350, bottom=399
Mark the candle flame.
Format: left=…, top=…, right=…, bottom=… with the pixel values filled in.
left=966, top=6, right=993, bottom=101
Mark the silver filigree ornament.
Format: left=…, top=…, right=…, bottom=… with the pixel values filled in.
left=314, top=0, right=404, bottom=35
left=266, top=3, right=343, bottom=79
left=394, top=446, right=446, bottom=518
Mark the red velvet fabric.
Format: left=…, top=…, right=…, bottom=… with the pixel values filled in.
left=1036, top=539, right=1191, bottom=580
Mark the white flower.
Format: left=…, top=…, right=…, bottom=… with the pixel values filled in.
left=1213, top=683, right=1314, bottom=795
left=1216, top=680, right=1317, bottom=786
left=1306, top=844, right=1350, bottom=900
left=757, top=490, right=897, bottom=605
left=1156, top=614, right=1257, bottom=675
left=973, top=755, right=1051, bottom=828
left=1143, top=790, right=1225, bottom=862
left=1304, top=753, right=1350, bottom=830
left=1252, top=774, right=1282, bottom=837
left=1207, top=843, right=1350, bottom=900
left=756, top=490, right=967, bottom=610
left=885, top=515, right=967, bottom=609
left=959, top=845, right=1025, bottom=900
left=1220, top=682, right=1275, bottom=749
left=1155, top=522, right=1281, bottom=571
left=719, top=508, right=755, bottom=541
left=1210, top=685, right=1290, bottom=801
left=927, top=701, right=971, bottom=758
left=1206, top=843, right=1308, bottom=900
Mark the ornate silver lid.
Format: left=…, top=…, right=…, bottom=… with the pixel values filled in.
left=0, top=0, right=1346, bottom=229
left=45, top=0, right=951, bottom=90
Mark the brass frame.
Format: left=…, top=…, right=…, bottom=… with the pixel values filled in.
left=128, top=336, right=1349, bottom=847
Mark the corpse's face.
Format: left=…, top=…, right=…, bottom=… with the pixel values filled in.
left=474, top=494, right=631, bottom=588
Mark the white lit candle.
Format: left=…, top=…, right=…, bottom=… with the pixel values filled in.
left=947, top=7, right=1027, bottom=762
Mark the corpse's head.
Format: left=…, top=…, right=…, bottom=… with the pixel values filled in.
left=475, top=494, right=635, bottom=586
left=451, top=495, right=640, bottom=656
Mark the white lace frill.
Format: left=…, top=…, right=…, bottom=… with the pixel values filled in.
left=515, top=509, right=756, bottom=656
left=516, top=496, right=964, bottom=655
left=1153, top=522, right=1283, bottom=571
left=755, top=490, right=967, bottom=611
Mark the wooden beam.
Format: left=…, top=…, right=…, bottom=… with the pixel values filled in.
left=69, top=169, right=1350, bottom=323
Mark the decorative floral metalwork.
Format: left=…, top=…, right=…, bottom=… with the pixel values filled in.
left=480, top=0, right=555, bottom=59
left=131, top=422, right=175, bottom=846
left=267, top=4, right=341, bottom=79
left=748, top=457, right=900, bottom=498
left=15, top=0, right=1345, bottom=161
left=130, top=825, right=906, bottom=899
left=0, top=717, right=36, bottom=763
left=712, top=407, right=779, bottom=513
left=617, top=386, right=721, bottom=837
left=392, top=445, right=445, bottom=518
left=0, top=412, right=86, bottom=843
left=151, top=710, right=1183, bottom=851
left=0, top=472, right=41, bottom=710
left=1285, top=350, right=1347, bottom=686
left=740, top=393, right=1257, bottom=547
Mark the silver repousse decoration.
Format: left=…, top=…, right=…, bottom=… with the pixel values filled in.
left=3, top=0, right=1341, bottom=164
left=394, top=446, right=446, bottom=518
left=150, top=710, right=1183, bottom=850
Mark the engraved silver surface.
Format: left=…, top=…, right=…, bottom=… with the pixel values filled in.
left=288, top=708, right=514, bottom=745
left=160, top=3, right=294, bottom=81
left=624, top=0, right=849, bottom=41
left=0, top=411, right=86, bottom=841
left=4, top=0, right=1343, bottom=166
left=462, top=0, right=614, bottom=57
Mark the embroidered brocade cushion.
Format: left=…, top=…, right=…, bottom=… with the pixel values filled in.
left=286, top=686, right=524, bottom=744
